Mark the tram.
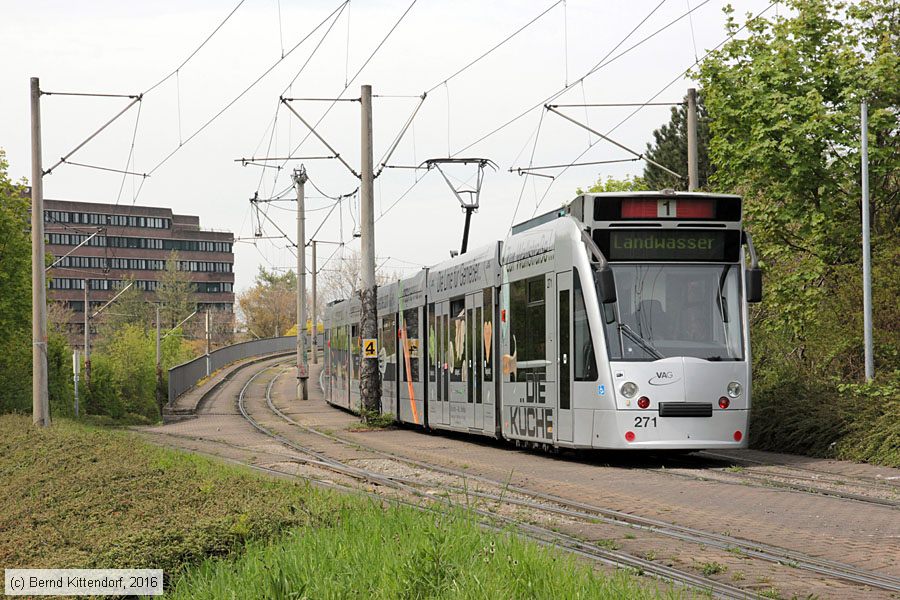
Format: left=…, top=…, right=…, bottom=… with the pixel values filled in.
left=323, top=191, right=762, bottom=450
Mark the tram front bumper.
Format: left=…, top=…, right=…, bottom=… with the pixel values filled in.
left=591, top=409, right=749, bottom=450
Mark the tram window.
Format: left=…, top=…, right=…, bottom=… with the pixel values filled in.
left=428, top=304, right=436, bottom=383
left=574, top=270, right=598, bottom=381
left=450, top=299, right=465, bottom=382
left=483, top=288, right=493, bottom=383
left=559, top=289, right=570, bottom=408
left=509, top=276, right=547, bottom=381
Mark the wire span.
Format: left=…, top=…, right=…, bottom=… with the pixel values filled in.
left=144, top=0, right=247, bottom=95
left=147, top=1, right=350, bottom=177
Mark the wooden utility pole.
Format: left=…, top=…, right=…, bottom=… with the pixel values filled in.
left=686, top=88, right=699, bottom=191
left=31, top=77, right=50, bottom=427
left=311, top=239, right=318, bottom=365
left=359, top=84, right=380, bottom=416
left=293, top=166, right=309, bottom=399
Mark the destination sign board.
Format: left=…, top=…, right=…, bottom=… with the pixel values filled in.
left=605, top=230, right=730, bottom=261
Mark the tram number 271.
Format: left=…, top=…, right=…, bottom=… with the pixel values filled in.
left=634, top=416, right=658, bottom=428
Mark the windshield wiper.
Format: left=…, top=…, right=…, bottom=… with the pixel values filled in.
left=618, top=322, right=664, bottom=360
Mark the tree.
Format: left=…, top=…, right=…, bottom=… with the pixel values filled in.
left=319, top=249, right=398, bottom=305
left=698, top=0, right=899, bottom=353
left=642, top=95, right=713, bottom=190
left=96, top=277, right=152, bottom=334
left=697, top=0, right=899, bottom=462
left=157, top=251, right=194, bottom=329
left=0, top=150, right=33, bottom=414
left=238, top=267, right=297, bottom=338
left=576, top=175, right=650, bottom=195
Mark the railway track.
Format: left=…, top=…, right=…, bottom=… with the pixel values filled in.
left=235, top=363, right=759, bottom=599
left=697, top=450, right=900, bottom=493
left=241, top=363, right=900, bottom=598
left=638, top=454, right=900, bottom=509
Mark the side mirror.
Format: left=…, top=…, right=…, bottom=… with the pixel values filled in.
left=746, top=268, right=762, bottom=303
left=595, top=266, right=617, bottom=304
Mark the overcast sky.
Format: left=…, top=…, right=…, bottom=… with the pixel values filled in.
left=2, top=0, right=773, bottom=293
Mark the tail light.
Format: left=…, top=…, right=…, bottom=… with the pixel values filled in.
left=733, top=430, right=743, bottom=442
left=637, top=396, right=650, bottom=409
left=718, top=396, right=730, bottom=409
left=625, top=431, right=635, bottom=442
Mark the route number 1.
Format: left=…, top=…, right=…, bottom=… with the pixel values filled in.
left=363, top=338, right=378, bottom=358
left=658, top=199, right=677, bottom=217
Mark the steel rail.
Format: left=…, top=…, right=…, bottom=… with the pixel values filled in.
left=645, top=460, right=900, bottom=508
left=697, top=450, right=900, bottom=490
left=243, top=366, right=751, bottom=599
left=255, top=370, right=900, bottom=594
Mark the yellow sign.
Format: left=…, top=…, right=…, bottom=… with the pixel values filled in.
left=363, top=338, right=378, bottom=358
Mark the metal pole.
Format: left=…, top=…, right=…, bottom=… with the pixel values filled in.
left=861, top=100, right=874, bottom=382
left=686, top=88, right=699, bottom=191
left=83, top=280, right=91, bottom=388
left=293, top=167, right=309, bottom=399
left=156, top=304, right=163, bottom=411
left=205, top=310, right=211, bottom=376
left=359, top=84, right=379, bottom=416
left=73, top=349, right=80, bottom=418
left=31, top=77, right=50, bottom=427
left=461, top=206, right=474, bottom=254
left=311, top=240, right=318, bottom=365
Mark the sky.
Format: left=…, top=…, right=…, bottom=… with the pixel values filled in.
left=2, top=0, right=774, bottom=294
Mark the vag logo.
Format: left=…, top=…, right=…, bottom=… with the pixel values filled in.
left=648, top=371, right=681, bottom=386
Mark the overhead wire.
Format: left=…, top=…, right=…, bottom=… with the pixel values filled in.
left=114, top=100, right=143, bottom=207
left=508, top=109, right=546, bottom=230
left=424, top=0, right=564, bottom=94
left=147, top=0, right=350, bottom=177
left=275, top=0, right=418, bottom=180
left=451, top=0, right=672, bottom=157
left=526, top=0, right=779, bottom=219
left=375, top=0, right=565, bottom=177
left=144, top=0, right=247, bottom=95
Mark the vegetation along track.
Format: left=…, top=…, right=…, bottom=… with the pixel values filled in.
left=243, top=363, right=900, bottom=597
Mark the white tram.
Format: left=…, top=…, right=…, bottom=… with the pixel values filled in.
left=323, top=191, right=762, bottom=450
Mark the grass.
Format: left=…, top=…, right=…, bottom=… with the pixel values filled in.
left=0, top=414, right=337, bottom=579
left=750, top=368, right=900, bottom=467
left=0, top=414, right=678, bottom=599
left=168, top=505, right=675, bottom=600
left=700, top=561, right=727, bottom=576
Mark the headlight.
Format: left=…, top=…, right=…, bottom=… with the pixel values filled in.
left=620, top=382, right=638, bottom=398
left=727, top=381, right=742, bottom=398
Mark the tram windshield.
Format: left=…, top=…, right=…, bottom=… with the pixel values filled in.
left=602, top=264, right=744, bottom=361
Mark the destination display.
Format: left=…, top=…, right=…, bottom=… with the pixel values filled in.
left=605, top=230, right=730, bottom=261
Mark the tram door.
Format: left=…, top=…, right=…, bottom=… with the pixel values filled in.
left=379, top=313, right=397, bottom=417
left=448, top=297, right=467, bottom=428
left=556, top=271, right=573, bottom=443
left=481, top=287, right=496, bottom=434
left=398, top=306, right=424, bottom=425
left=435, top=300, right=450, bottom=426
left=466, top=292, right=484, bottom=431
